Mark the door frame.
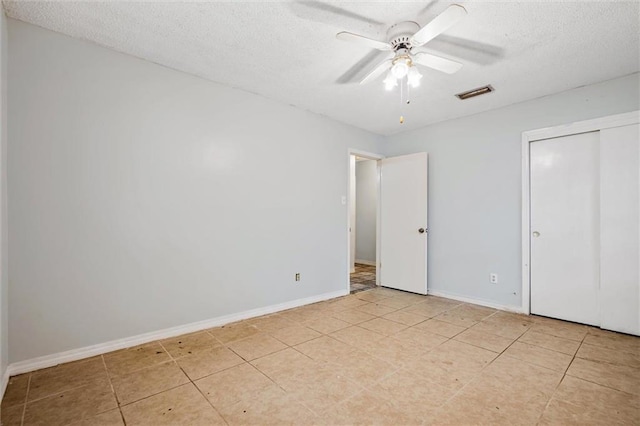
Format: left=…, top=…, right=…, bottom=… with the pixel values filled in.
left=347, top=149, right=385, bottom=293
left=521, top=110, right=640, bottom=315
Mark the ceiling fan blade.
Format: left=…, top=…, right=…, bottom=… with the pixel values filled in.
left=413, top=52, right=463, bottom=74
left=410, top=4, right=467, bottom=47
left=360, top=58, right=393, bottom=84
left=337, top=32, right=392, bottom=51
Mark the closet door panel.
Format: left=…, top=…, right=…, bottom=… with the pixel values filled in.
left=600, top=124, right=640, bottom=335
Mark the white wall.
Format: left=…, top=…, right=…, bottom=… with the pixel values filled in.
left=7, top=20, right=382, bottom=363
left=355, top=160, right=376, bottom=263
left=0, top=10, right=8, bottom=393
left=383, top=73, right=640, bottom=310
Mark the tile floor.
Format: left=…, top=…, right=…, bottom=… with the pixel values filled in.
left=1, top=287, right=639, bottom=425
left=350, top=263, right=376, bottom=294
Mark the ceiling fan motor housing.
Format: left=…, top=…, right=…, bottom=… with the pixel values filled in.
left=387, top=21, right=421, bottom=51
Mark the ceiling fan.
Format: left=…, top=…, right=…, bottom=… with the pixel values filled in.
left=336, top=4, right=467, bottom=90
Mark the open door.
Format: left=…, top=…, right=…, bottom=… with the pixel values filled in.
left=380, top=153, right=428, bottom=294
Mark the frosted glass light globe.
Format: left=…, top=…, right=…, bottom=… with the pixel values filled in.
left=391, top=61, right=409, bottom=79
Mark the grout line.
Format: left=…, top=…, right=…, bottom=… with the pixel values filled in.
left=19, top=374, right=31, bottom=426
left=533, top=330, right=590, bottom=424
left=157, top=340, right=229, bottom=425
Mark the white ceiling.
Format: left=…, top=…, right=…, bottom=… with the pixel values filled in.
left=4, top=1, right=639, bottom=136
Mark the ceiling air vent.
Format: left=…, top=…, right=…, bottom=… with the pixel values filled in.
left=455, top=85, right=494, bottom=100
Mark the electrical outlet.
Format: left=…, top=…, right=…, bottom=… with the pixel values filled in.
left=295, top=273, right=301, bottom=282
left=490, top=273, right=498, bottom=284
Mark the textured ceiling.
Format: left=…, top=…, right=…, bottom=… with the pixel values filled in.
left=4, top=1, right=640, bottom=136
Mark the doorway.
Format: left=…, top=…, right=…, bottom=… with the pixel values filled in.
left=347, top=150, right=382, bottom=294
left=352, top=156, right=378, bottom=293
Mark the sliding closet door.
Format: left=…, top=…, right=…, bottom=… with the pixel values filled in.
left=530, top=132, right=600, bottom=326
left=600, top=124, right=640, bottom=335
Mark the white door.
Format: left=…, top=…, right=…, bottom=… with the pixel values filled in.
left=530, top=132, right=600, bottom=326
left=599, top=124, right=640, bottom=335
left=380, top=153, right=428, bottom=294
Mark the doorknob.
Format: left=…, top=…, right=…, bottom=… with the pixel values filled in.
left=418, top=228, right=426, bottom=234
left=532, top=231, right=540, bottom=237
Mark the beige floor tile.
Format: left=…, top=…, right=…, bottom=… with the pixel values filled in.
left=481, top=355, right=563, bottom=397
left=356, top=336, right=425, bottom=366
left=402, top=302, right=451, bottom=318
left=278, top=367, right=363, bottom=414
left=195, top=363, right=276, bottom=410
left=103, top=343, right=171, bottom=377
left=159, top=331, right=221, bottom=358
left=23, top=379, right=117, bottom=426
left=567, top=357, right=640, bottom=395
left=330, top=326, right=385, bottom=347
left=414, top=318, right=467, bottom=338
left=358, top=317, right=408, bottom=336
left=71, top=409, right=124, bottom=426
left=583, top=331, right=640, bottom=355
left=269, top=325, right=321, bottom=346
left=324, top=350, right=400, bottom=387
left=294, top=336, right=357, bottom=362
left=433, top=309, right=483, bottom=328
left=111, top=361, right=189, bottom=405
left=503, top=341, right=573, bottom=372
left=454, top=328, right=514, bottom=353
left=121, top=383, right=225, bottom=425
left=208, top=322, right=260, bottom=344
left=227, top=333, right=287, bottom=361
left=331, top=309, right=376, bottom=325
left=218, top=386, right=317, bottom=425
left=530, top=318, right=589, bottom=341
left=538, top=398, right=618, bottom=426
left=176, top=346, right=244, bottom=380
left=278, top=306, right=326, bottom=323
left=430, top=404, right=498, bottom=426
left=324, top=297, right=370, bottom=312
left=1, top=374, right=29, bottom=408
left=553, top=375, right=639, bottom=422
left=419, top=340, right=498, bottom=386
left=518, top=329, right=581, bottom=355
left=393, top=327, right=448, bottom=352
left=376, top=297, right=413, bottom=310
left=1, top=404, right=24, bottom=426
left=370, top=287, right=402, bottom=296
left=382, top=310, right=426, bottom=326
left=388, top=292, right=430, bottom=303
left=440, top=379, right=550, bottom=426
left=303, top=317, right=351, bottom=334
left=356, top=291, right=391, bottom=303
left=450, top=304, right=497, bottom=320
left=13, top=294, right=640, bottom=426
left=251, top=348, right=317, bottom=383
left=355, top=303, right=398, bottom=317
left=576, top=342, right=640, bottom=368
left=28, top=357, right=109, bottom=402
left=489, top=310, right=535, bottom=324
left=373, top=368, right=463, bottom=414
left=248, top=314, right=297, bottom=333
left=323, top=389, right=422, bottom=425
left=472, top=317, right=531, bottom=339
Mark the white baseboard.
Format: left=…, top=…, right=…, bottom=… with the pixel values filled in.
left=427, top=289, right=525, bottom=314
left=1, top=367, right=8, bottom=402
left=355, top=259, right=376, bottom=266
left=6, top=289, right=348, bottom=377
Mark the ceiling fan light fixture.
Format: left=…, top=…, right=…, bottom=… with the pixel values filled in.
left=407, top=66, right=422, bottom=88
left=391, top=60, right=409, bottom=79
left=383, top=72, right=397, bottom=91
